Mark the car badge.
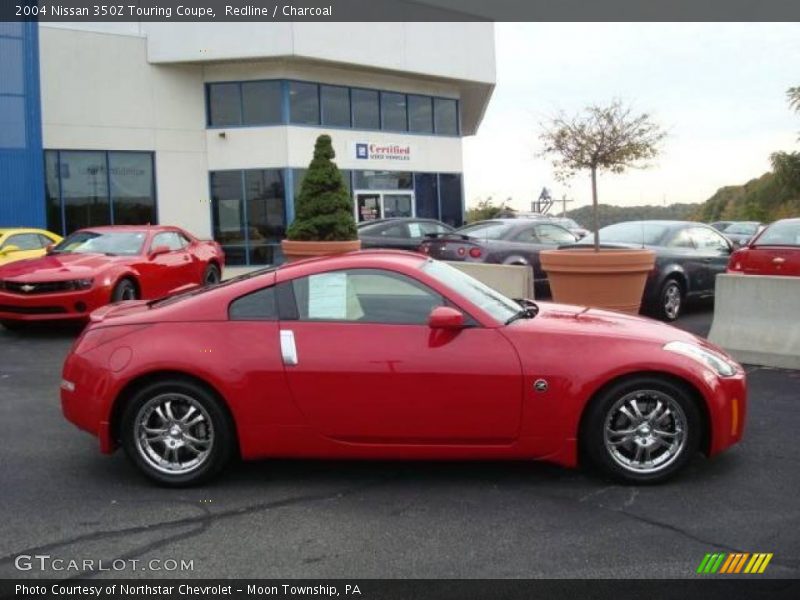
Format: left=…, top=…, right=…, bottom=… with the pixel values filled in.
left=20, top=284, right=36, bottom=293
left=534, top=379, right=548, bottom=392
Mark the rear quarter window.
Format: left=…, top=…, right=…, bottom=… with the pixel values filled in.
left=229, top=286, right=277, bottom=320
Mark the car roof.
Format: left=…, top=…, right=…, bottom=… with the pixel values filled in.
left=0, top=227, right=56, bottom=235
left=603, top=220, right=706, bottom=228
left=277, top=249, right=428, bottom=277
left=74, top=225, right=176, bottom=233
left=358, top=218, right=446, bottom=226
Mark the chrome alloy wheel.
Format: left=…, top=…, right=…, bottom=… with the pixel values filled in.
left=603, top=390, right=687, bottom=474
left=663, top=283, right=681, bottom=320
left=134, top=393, right=214, bottom=475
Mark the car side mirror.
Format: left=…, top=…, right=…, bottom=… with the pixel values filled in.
left=149, top=245, right=170, bottom=259
left=428, top=306, right=465, bottom=330
left=0, top=245, right=20, bottom=256
left=44, top=244, right=55, bottom=255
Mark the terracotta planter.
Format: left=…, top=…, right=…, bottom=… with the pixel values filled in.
left=281, top=239, right=362, bottom=263
left=539, top=248, right=656, bottom=314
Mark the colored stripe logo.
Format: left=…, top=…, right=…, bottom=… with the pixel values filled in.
left=697, top=552, right=773, bottom=574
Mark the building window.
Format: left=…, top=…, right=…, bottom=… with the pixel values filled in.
left=210, top=169, right=287, bottom=266
left=438, top=173, right=463, bottom=227
left=414, top=173, right=438, bottom=219
left=381, top=92, right=407, bottom=132
left=207, top=82, right=241, bottom=127
left=351, top=88, right=380, bottom=130
left=408, top=95, right=433, bottom=134
left=434, top=98, right=459, bottom=136
left=289, top=81, right=320, bottom=125
left=320, top=85, right=351, bottom=127
left=353, top=170, right=413, bottom=191
left=242, top=81, right=282, bottom=125
left=44, top=150, right=157, bottom=236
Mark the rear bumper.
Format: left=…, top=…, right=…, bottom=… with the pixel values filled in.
left=60, top=351, right=117, bottom=453
left=0, top=288, right=105, bottom=322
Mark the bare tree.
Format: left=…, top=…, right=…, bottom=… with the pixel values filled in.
left=540, top=100, right=667, bottom=250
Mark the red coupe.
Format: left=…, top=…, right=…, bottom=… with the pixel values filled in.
left=61, top=251, right=746, bottom=486
left=727, top=218, right=800, bottom=276
left=0, top=225, right=224, bottom=328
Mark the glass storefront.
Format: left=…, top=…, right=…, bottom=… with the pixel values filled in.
left=44, top=150, right=157, bottom=236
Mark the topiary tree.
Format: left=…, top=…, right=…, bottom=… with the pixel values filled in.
left=286, top=134, right=358, bottom=241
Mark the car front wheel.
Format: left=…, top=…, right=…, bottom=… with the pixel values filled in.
left=657, top=279, right=683, bottom=321
left=120, top=379, right=235, bottom=486
left=202, top=263, right=221, bottom=286
left=582, top=376, right=702, bottom=484
left=111, top=279, right=138, bottom=303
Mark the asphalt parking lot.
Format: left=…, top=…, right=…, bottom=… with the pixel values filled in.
left=0, top=305, right=798, bottom=579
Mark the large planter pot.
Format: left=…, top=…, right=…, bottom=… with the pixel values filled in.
left=539, top=248, right=656, bottom=314
left=281, top=239, right=362, bottom=263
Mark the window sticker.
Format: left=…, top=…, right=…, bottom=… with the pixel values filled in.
left=307, top=273, right=364, bottom=320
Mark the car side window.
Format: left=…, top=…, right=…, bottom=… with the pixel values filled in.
left=177, top=232, right=192, bottom=248
left=417, top=222, right=448, bottom=237
left=380, top=224, right=408, bottom=238
left=38, top=234, right=55, bottom=247
left=668, top=229, right=695, bottom=249
left=291, top=269, right=445, bottom=325
left=151, top=232, right=184, bottom=252
left=3, top=233, right=44, bottom=251
left=229, top=286, right=278, bottom=321
left=511, top=226, right=538, bottom=243
left=535, top=224, right=576, bottom=244
left=689, top=227, right=729, bottom=253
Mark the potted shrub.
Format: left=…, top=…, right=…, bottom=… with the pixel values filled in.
left=538, top=101, right=665, bottom=313
left=281, top=134, right=361, bottom=262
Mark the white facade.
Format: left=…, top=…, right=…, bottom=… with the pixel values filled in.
left=38, top=22, right=495, bottom=263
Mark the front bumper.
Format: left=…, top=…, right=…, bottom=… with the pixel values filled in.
left=0, top=287, right=106, bottom=322
left=707, top=369, right=747, bottom=456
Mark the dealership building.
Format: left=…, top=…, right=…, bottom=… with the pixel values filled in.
left=0, top=21, right=495, bottom=265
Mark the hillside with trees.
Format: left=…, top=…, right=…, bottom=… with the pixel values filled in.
left=564, top=203, right=699, bottom=230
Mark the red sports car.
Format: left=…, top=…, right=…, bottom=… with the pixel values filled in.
left=61, top=251, right=746, bottom=487
left=727, top=218, right=800, bottom=276
left=0, top=225, right=224, bottom=327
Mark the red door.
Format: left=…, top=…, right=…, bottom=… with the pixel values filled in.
left=140, top=231, right=197, bottom=297
left=278, top=269, right=523, bottom=444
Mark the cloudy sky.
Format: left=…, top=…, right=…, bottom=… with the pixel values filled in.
left=462, top=23, right=800, bottom=212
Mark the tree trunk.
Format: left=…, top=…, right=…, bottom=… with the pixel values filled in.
left=591, top=167, right=600, bottom=252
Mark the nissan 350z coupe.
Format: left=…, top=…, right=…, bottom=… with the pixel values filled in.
left=60, top=251, right=747, bottom=486
left=0, top=225, right=224, bottom=328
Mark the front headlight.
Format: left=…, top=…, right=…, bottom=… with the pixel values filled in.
left=663, top=341, right=737, bottom=377
left=65, top=278, right=94, bottom=290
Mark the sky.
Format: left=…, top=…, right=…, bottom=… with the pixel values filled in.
left=462, top=23, right=800, bottom=213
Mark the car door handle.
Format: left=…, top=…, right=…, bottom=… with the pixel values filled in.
left=772, top=257, right=785, bottom=264
left=280, top=330, right=298, bottom=366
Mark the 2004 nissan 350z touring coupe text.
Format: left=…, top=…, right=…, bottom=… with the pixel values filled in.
left=61, top=251, right=746, bottom=486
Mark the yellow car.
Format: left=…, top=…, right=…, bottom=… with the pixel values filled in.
left=0, top=228, right=63, bottom=266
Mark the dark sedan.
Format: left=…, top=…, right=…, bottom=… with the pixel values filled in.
left=418, top=219, right=577, bottom=296
left=569, top=220, right=734, bottom=321
left=721, top=221, right=765, bottom=248
left=358, top=218, right=453, bottom=251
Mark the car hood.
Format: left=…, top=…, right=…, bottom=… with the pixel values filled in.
left=508, top=301, right=712, bottom=348
left=0, top=253, right=121, bottom=281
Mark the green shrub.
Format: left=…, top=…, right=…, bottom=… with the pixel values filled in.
left=287, top=135, right=358, bottom=241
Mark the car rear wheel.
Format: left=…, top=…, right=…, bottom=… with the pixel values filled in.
left=582, top=376, right=702, bottom=484
left=657, top=279, right=683, bottom=321
left=120, top=379, right=235, bottom=486
left=202, top=263, right=221, bottom=286
left=111, top=279, right=138, bottom=303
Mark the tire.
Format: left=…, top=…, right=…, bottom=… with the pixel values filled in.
left=655, top=278, right=683, bottom=321
left=202, top=263, right=221, bottom=286
left=120, top=378, right=235, bottom=487
left=111, top=278, right=138, bottom=303
left=581, top=375, right=702, bottom=484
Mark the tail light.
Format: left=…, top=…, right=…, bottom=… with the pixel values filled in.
left=469, top=248, right=482, bottom=258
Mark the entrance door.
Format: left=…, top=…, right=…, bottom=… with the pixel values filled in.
left=355, top=192, right=415, bottom=223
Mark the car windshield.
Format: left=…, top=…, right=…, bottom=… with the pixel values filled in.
left=753, top=221, right=800, bottom=246
left=726, top=222, right=759, bottom=235
left=52, top=231, right=146, bottom=256
left=420, top=260, right=520, bottom=324
left=457, top=222, right=512, bottom=240
left=553, top=218, right=579, bottom=228
left=596, top=222, right=671, bottom=245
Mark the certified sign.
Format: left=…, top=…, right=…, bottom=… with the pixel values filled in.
left=353, top=142, right=412, bottom=162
